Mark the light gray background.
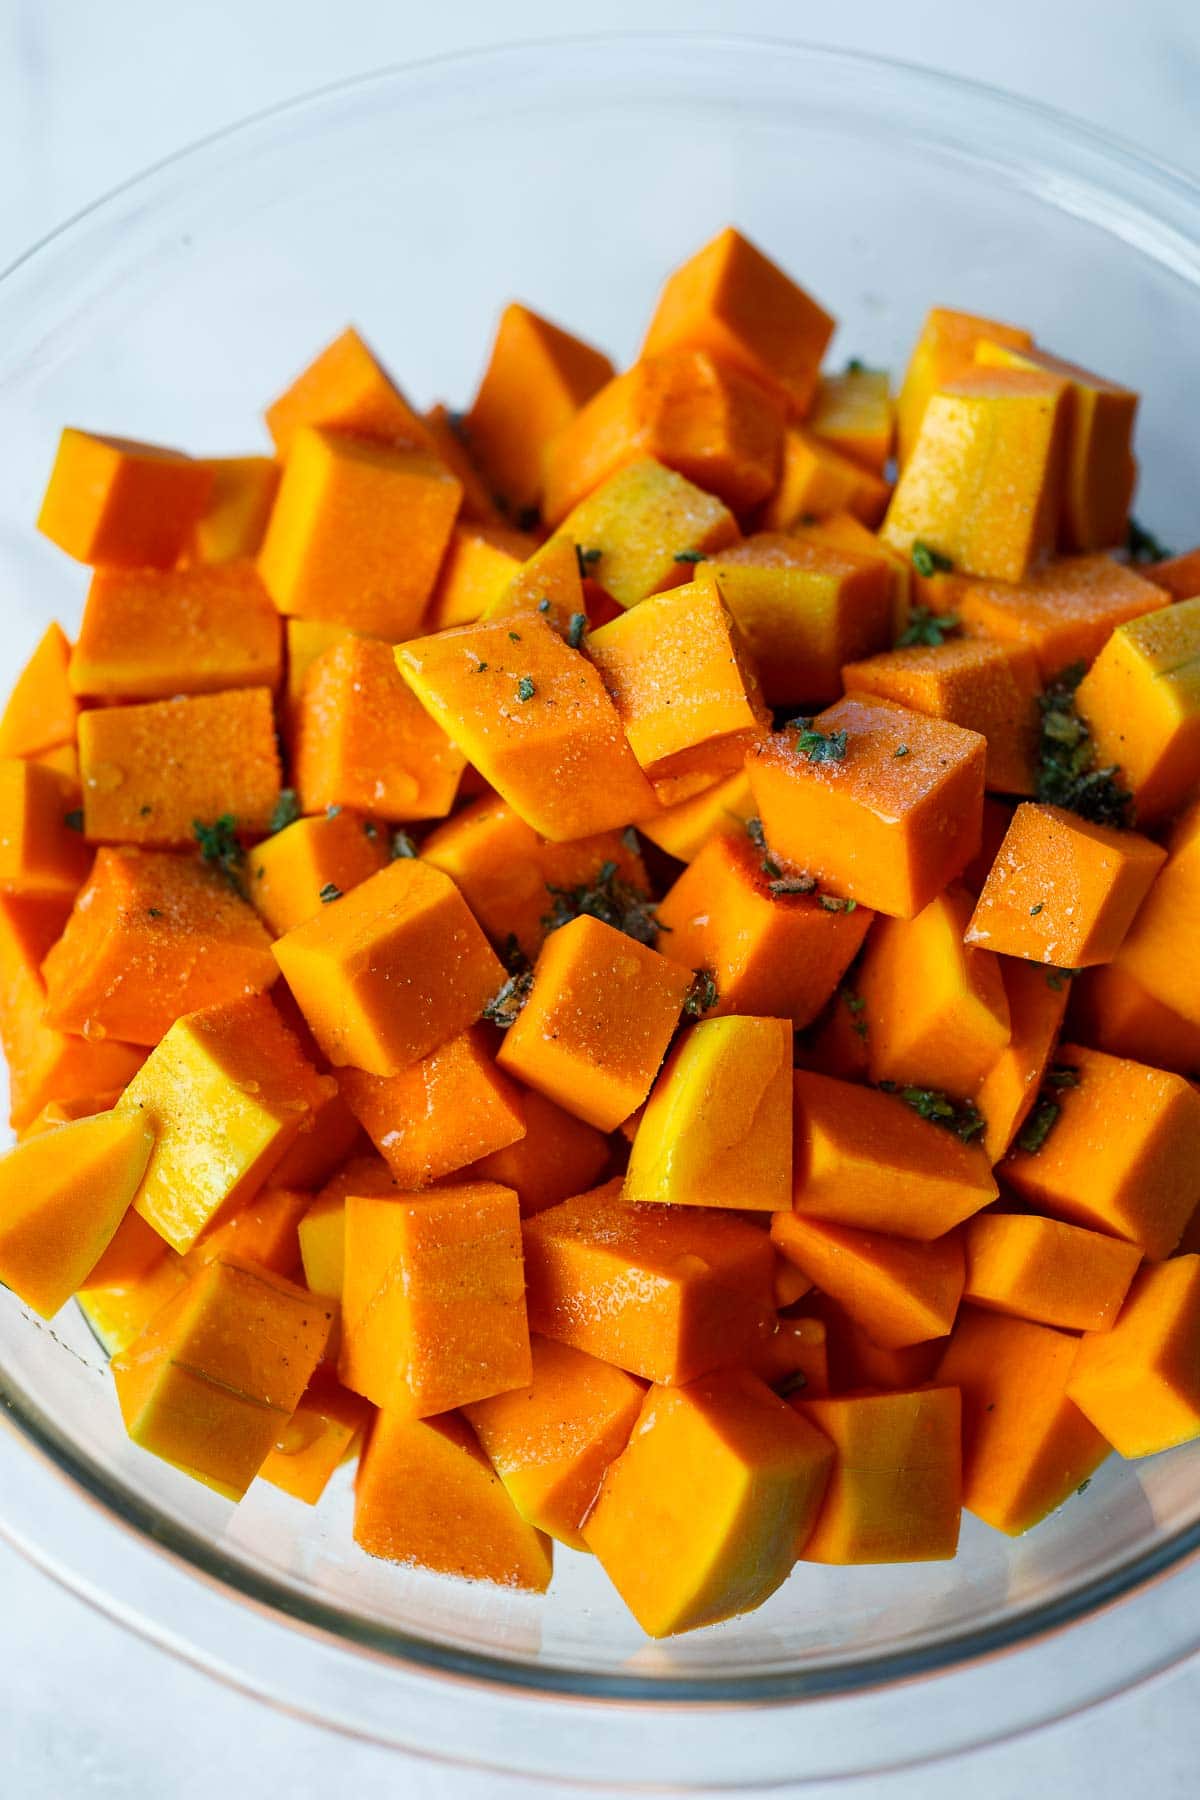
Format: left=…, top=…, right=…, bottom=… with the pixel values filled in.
left=2, top=1, right=1200, bottom=1795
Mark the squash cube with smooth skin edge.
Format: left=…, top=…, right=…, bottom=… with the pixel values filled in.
left=759, top=426, right=891, bottom=531
left=808, top=367, right=895, bottom=474
left=0, top=624, right=78, bottom=759
left=249, top=810, right=389, bottom=938
left=796, top=1388, right=962, bottom=1564
left=259, top=1373, right=373, bottom=1505
left=792, top=1070, right=999, bottom=1240
left=188, top=455, right=280, bottom=563
left=339, top=1181, right=530, bottom=1416
left=1002, top=1043, right=1200, bottom=1261
left=964, top=803, right=1165, bottom=968
left=895, top=306, right=1034, bottom=466
left=272, top=857, right=505, bottom=1076
left=1074, top=594, right=1200, bottom=822
left=583, top=1369, right=834, bottom=1638
left=963, top=1213, right=1141, bottom=1334
left=496, top=914, right=693, bottom=1132
left=120, top=994, right=334, bottom=1253
left=556, top=458, right=739, bottom=610
left=37, top=428, right=213, bottom=568
left=294, top=637, right=466, bottom=822
left=624, top=1015, right=793, bottom=1213
left=258, top=426, right=462, bottom=640
left=1066, top=1257, right=1200, bottom=1458
left=586, top=573, right=769, bottom=784
left=955, top=553, right=1168, bottom=679
left=112, top=1257, right=333, bottom=1500
left=974, top=955, right=1070, bottom=1164
left=68, top=562, right=282, bottom=701
left=466, top=1085, right=611, bottom=1219
left=747, top=696, right=987, bottom=920
left=771, top=1213, right=965, bottom=1350
left=0, top=758, right=90, bottom=899
left=395, top=612, right=657, bottom=843
left=265, top=326, right=434, bottom=459
left=521, top=1178, right=774, bottom=1385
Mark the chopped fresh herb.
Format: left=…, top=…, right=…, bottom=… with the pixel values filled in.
left=475, top=660, right=488, bottom=673
left=1015, top=1096, right=1060, bottom=1155
left=845, top=357, right=865, bottom=374
left=63, top=808, right=84, bottom=833
left=879, top=1081, right=986, bottom=1143
left=543, top=860, right=661, bottom=947
left=147, top=907, right=163, bottom=919
left=894, top=744, right=910, bottom=758
left=910, top=540, right=954, bottom=579
left=567, top=612, right=587, bottom=650
left=537, top=598, right=551, bottom=614
left=516, top=676, right=536, bottom=703
left=498, top=933, right=528, bottom=975
left=745, top=816, right=767, bottom=852
left=508, top=630, right=522, bottom=643
left=1077, top=1478, right=1092, bottom=1495
left=684, top=969, right=719, bottom=1016
left=673, top=549, right=705, bottom=564
left=269, top=789, right=301, bottom=833
left=621, top=825, right=640, bottom=854
left=318, top=882, right=342, bottom=904
left=775, top=1370, right=809, bottom=1397
left=1037, top=662, right=1132, bottom=827
left=482, top=968, right=534, bottom=1029
left=574, top=544, right=602, bottom=578
left=193, top=814, right=245, bottom=897
left=842, top=988, right=869, bottom=1040
left=325, top=803, right=342, bottom=819
left=1045, top=965, right=1078, bottom=992
left=390, top=829, right=418, bottom=860
left=1030, top=901, right=1044, bottom=916
left=1043, top=1063, right=1081, bottom=1091
left=255, top=865, right=265, bottom=879
left=139, top=803, right=153, bottom=817
left=896, top=604, right=960, bottom=647
left=1126, top=516, right=1172, bottom=565
left=770, top=872, right=818, bottom=897
left=819, top=894, right=857, bottom=913
left=795, top=723, right=848, bottom=763
left=362, top=820, right=379, bottom=842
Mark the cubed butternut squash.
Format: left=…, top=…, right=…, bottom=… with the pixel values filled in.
left=0, top=758, right=90, bottom=899
left=1074, top=594, right=1200, bottom=822
left=38, top=429, right=212, bottom=568
left=796, top=1388, right=962, bottom=1563
left=772, top=1212, right=965, bottom=1348
left=466, top=1084, right=611, bottom=1218
left=1115, top=800, right=1200, bottom=1025
left=974, top=954, right=1070, bottom=1163
left=265, top=326, right=433, bottom=458
left=556, top=458, right=739, bottom=609
left=808, top=366, right=894, bottom=474
left=260, top=1372, right=372, bottom=1504
left=69, top=563, right=282, bottom=700
left=895, top=306, right=1033, bottom=466
left=956, top=553, right=1167, bottom=678
left=249, top=809, right=389, bottom=937
left=1066, top=1257, right=1200, bottom=1457
left=0, top=625, right=78, bottom=759
left=963, top=1212, right=1141, bottom=1333
left=188, top=455, right=280, bottom=563
left=760, top=427, right=891, bottom=531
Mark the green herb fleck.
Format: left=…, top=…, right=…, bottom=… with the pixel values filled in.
left=537, top=598, right=551, bottom=614
left=516, top=676, right=536, bottom=703
left=775, top=1370, right=809, bottom=1398
left=894, top=744, right=910, bottom=758
left=325, top=803, right=342, bottom=820
left=575, top=544, right=602, bottom=579
left=139, top=804, right=153, bottom=817
left=193, top=815, right=246, bottom=896
left=1030, top=901, right=1044, bottom=916
left=269, top=789, right=301, bottom=834
left=1037, top=663, right=1132, bottom=828
left=819, top=894, right=858, bottom=914
left=390, top=829, right=418, bottom=860
left=475, top=660, right=488, bottom=673
left=1077, top=1478, right=1092, bottom=1495
left=621, top=826, right=640, bottom=854
left=910, top=540, right=954, bottom=579
left=674, top=549, right=705, bottom=565
left=1043, top=1064, right=1081, bottom=1091
left=1045, top=965, right=1078, bottom=993
left=567, top=612, right=587, bottom=650
left=363, top=820, right=379, bottom=842
left=255, top=865, right=265, bottom=879
left=1015, top=1097, right=1060, bottom=1155
left=483, top=967, right=534, bottom=1029
left=745, top=816, right=768, bottom=852
left=684, top=969, right=719, bottom=1017
left=794, top=721, right=848, bottom=763
left=508, top=630, right=522, bottom=643
left=1126, top=517, right=1172, bottom=565
left=498, top=934, right=528, bottom=975
left=842, top=988, right=869, bottom=1040
left=63, top=808, right=84, bottom=833
left=543, top=860, right=662, bottom=948
left=770, top=872, right=818, bottom=897
left=845, top=357, right=866, bottom=374
left=880, top=1081, right=986, bottom=1143
left=147, top=907, right=163, bottom=919
left=896, top=604, right=960, bottom=647
left=318, top=882, right=342, bottom=904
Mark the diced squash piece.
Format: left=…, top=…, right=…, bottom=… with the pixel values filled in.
left=895, top=307, right=1033, bottom=467
left=936, top=1307, right=1108, bottom=1534
left=271, top=1086, right=361, bottom=1190
left=421, top=794, right=647, bottom=964
left=793, top=981, right=872, bottom=1083
left=298, top=1160, right=394, bottom=1301
left=856, top=885, right=1010, bottom=1092
left=1003, top=1043, right=1200, bottom=1260
left=1147, top=546, right=1200, bottom=600
left=587, top=573, right=768, bottom=783
left=523, top=1179, right=774, bottom=1384
left=624, top=1016, right=792, bottom=1212
left=482, top=533, right=586, bottom=635
left=496, top=914, right=693, bottom=1132
left=1066, top=1257, right=1200, bottom=1457
left=422, top=402, right=507, bottom=527
left=1074, top=595, right=1200, bottom=821
left=796, top=1388, right=961, bottom=1563
left=76, top=1210, right=187, bottom=1355
left=340, top=1180, right=529, bottom=1414
left=250, top=810, right=389, bottom=937
left=583, top=1369, right=833, bottom=1637
left=543, top=348, right=784, bottom=525
left=748, top=697, right=986, bottom=919
left=964, top=802, right=1165, bottom=967
left=273, top=857, right=504, bottom=1076
left=258, top=427, right=461, bottom=639
left=882, top=370, right=1069, bottom=583
left=975, top=339, right=1136, bottom=552
left=637, top=769, right=754, bottom=863
left=655, top=829, right=872, bottom=1027
left=704, top=534, right=893, bottom=707
left=956, top=553, right=1168, bottom=678
left=793, top=1069, right=998, bottom=1239
left=640, top=227, right=834, bottom=415
left=975, top=954, right=1070, bottom=1162
left=0, top=1109, right=154, bottom=1317
left=282, top=618, right=357, bottom=741
left=188, top=455, right=280, bottom=563
left=0, top=759, right=90, bottom=898
left=43, top=847, right=278, bottom=1046
left=557, top=459, right=739, bottom=609
left=70, top=563, right=282, bottom=700
left=808, top=366, right=894, bottom=474
left=354, top=1409, right=552, bottom=1590
left=396, top=612, right=656, bottom=841
left=464, top=1335, right=644, bottom=1549
left=843, top=639, right=1040, bottom=795
left=187, top=1184, right=311, bottom=1279
left=760, top=427, right=890, bottom=530
left=797, top=510, right=913, bottom=637
left=294, top=636, right=465, bottom=822
left=772, top=1212, right=965, bottom=1349
left=37, top=429, right=212, bottom=568
left=1116, top=801, right=1200, bottom=1025
left=1069, top=962, right=1200, bottom=1077
left=78, top=687, right=281, bottom=847
left=260, top=1372, right=372, bottom=1504
left=963, top=1212, right=1140, bottom=1333
left=265, top=326, right=432, bottom=458
left=750, top=1312, right=828, bottom=1395
left=120, top=994, right=333, bottom=1253
left=467, top=1085, right=611, bottom=1218
left=0, top=625, right=78, bottom=759
left=426, top=522, right=535, bottom=630
left=819, top=1299, right=947, bottom=1393
left=339, top=1026, right=525, bottom=1186
left=112, top=1257, right=332, bottom=1499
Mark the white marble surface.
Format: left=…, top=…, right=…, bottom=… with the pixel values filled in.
left=3, top=1, right=1200, bottom=1794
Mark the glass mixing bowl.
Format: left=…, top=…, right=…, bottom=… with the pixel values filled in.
left=1, top=34, right=1199, bottom=1789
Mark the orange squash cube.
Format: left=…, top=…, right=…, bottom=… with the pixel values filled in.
left=467, top=1085, right=611, bottom=1218
left=297, top=1155, right=397, bottom=1302
left=636, top=768, right=755, bottom=864
left=523, top=1178, right=774, bottom=1384
left=78, top=687, right=282, bottom=847
left=936, top=1307, right=1108, bottom=1534
left=422, top=402, right=507, bottom=527
left=818, top=1300, right=947, bottom=1393
left=1115, top=801, right=1200, bottom=1025
left=964, top=802, right=1165, bottom=967
left=750, top=1312, right=829, bottom=1394
left=1146, top=545, right=1200, bottom=600
left=583, top=1369, right=833, bottom=1637
left=258, top=426, right=461, bottom=639
left=270, top=1085, right=362, bottom=1191
left=798, top=510, right=913, bottom=637
left=265, top=326, right=433, bottom=458
left=796, top=1388, right=962, bottom=1563
left=42, top=846, right=278, bottom=1046
left=1066, top=1257, right=1200, bottom=1458
left=808, top=366, right=894, bottom=474
left=496, top=914, right=693, bottom=1132
left=557, top=458, right=739, bottom=609
left=895, top=306, right=1033, bottom=466
left=186, top=1184, right=311, bottom=1280
left=1003, top=1043, right=1200, bottom=1260
left=641, top=227, right=834, bottom=415
left=963, top=1212, right=1141, bottom=1333
left=75, top=1209, right=187, bottom=1355
left=793, top=1070, right=998, bottom=1239
left=1069, top=962, right=1200, bottom=1077
left=188, top=455, right=280, bottom=563
left=249, top=809, right=389, bottom=937
left=481, top=533, right=587, bottom=635
left=587, top=573, right=768, bottom=784
left=882, top=369, right=1069, bottom=583
left=396, top=612, right=656, bottom=842
left=1074, top=594, right=1200, bottom=822
left=273, top=857, right=504, bottom=1076
left=281, top=618, right=356, bottom=743
left=772, top=1212, right=965, bottom=1349
left=0, top=624, right=78, bottom=759
left=69, top=562, right=282, bottom=701
left=748, top=697, right=987, bottom=919
left=340, top=1180, right=529, bottom=1414
left=975, top=955, right=1070, bottom=1163
left=956, top=553, right=1168, bottom=678
left=760, top=426, right=891, bottom=530
left=0, top=759, right=90, bottom=899
left=37, top=428, right=212, bottom=568
left=260, top=1372, right=372, bottom=1504
left=425, top=521, right=536, bottom=630
left=655, top=828, right=873, bottom=1027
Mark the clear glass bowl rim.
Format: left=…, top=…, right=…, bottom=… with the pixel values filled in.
left=1, top=28, right=1200, bottom=1713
